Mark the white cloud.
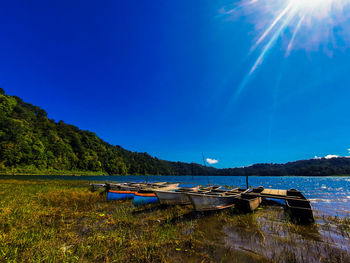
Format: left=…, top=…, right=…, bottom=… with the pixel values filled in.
left=324, top=155, right=340, bottom=159
left=206, top=158, right=218, bottom=165
left=314, top=154, right=350, bottom=159
left=348, top=148, right=350, bottom=153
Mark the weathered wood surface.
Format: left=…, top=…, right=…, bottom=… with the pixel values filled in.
left=261, top=189, right=287, bottom=196
left=245, top=190, right=309, bottom=201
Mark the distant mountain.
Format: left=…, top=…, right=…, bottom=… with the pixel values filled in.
left=1, top=88, right=350, bottom=176
left=218, top=157, right=350, bottom=176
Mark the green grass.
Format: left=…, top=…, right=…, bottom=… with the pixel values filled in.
left=0, top=179, right=349, bottom=262
left=0, top=169, right=105, bottom=176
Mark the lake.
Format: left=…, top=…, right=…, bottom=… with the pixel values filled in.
left=1, top=175, right=349, bottom=217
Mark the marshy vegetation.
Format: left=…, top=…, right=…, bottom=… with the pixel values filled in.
left=0, top=179, right=349, bottom=262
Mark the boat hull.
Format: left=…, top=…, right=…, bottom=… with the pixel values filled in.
left=188, top=193, right=239, bottom=211
left=90, top=183, right=109, bottom=193
left=236, top=194, right=262, bottom=212
left=155, top=191, right=191, bottom=205
left=133, top=192, right=159, bottom=206
left=285, top=199, right=314, bottom=223
left=107, top=190, right=136, bottom=200
left=133, top=183, right=180, bottom=206
left=286, top=189, right=314, bottom=223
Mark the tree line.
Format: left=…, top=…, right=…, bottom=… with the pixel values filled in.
left=1, top=88, right=350, bottom=176
left=0, top=88, right=215, bottom=175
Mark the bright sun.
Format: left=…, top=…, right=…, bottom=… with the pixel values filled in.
left=222, top=0, right=350, bottom=74
left=221, top=0, right=350, bottom=98
left=292, top=0, right=331, bottom=10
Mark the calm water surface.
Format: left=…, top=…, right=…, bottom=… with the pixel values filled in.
left=2, top=175, right=349, bottom=216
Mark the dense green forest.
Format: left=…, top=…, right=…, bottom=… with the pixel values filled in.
left=1, top=88, right=350, bottom=176
left=0, top=88, right=215, bottom=175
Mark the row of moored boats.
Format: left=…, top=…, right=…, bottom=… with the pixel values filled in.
left=90, top=182, right=314, bottom=223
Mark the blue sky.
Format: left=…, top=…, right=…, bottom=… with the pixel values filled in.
left=1, top=0, right=350, bottom=168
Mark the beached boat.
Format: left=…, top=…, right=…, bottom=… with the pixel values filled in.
left=106, top=182, right=168, bottom=201
left=90, top=183, right=110, bottom=193
left=154, top=186, right=222, bottom=205
left=91, top=181, right=167, bottom=191
left=133, top=183, right=180, bottom=206
left=108, top=189, right=137, bottom=200
left=90, top=182, right=136, bottom=194
left=187, top=188, right=247, bottom=211
left=285, top=189, right=314, bottom=223
left=247, top=187, right=314, bottom=223
left=235, top=193, right=262, bottom=212
left=154, top=186, right=199, bottom=205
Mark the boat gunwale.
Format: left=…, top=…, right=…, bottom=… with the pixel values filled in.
left=134, top=192, right=157, bottom=197
left=109, top=190, right=137, bottom=194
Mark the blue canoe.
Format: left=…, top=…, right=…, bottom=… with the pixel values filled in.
left=133, top=191, right=159, bottom=206
left=107, top=190, right=136, bottom=200
left=133, top=183, right=180, bottom=206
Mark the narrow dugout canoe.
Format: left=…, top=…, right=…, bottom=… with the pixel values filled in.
left=155, top=186, right=222, bottom=205
left=109, top=181, right=167, bottom=190
left=107, top=189, right=137, bottom=200
left=90, top=183, right=110, bottom=193
left=235, top=193, right=262, bottom=212
left=91, top=181, right=167, bottom=191
left=249, top=187, right=314, bottom=223
left=187, top=188, right=247, bottom=211
left=133, top=183, right=180, bottom=206
left=285, top=189, right=314, bottom=223
left=154, top=186, right=200, bottom=205
left=106, top=182, right=170, bottom=201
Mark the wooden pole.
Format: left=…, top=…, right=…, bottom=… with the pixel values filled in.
left=202, top=153, right=210, bottom=185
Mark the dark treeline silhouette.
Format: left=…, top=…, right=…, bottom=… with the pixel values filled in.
left=1, top=88, right=350, bottom=176
left=218, top=158, right=350, bottom=176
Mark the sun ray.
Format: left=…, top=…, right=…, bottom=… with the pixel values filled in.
left=252, top=3, right=293, bottom=51
left=217, top=0, right=258, bottom=18
left=250, top=5, right=297, bottom=74
left=286, top=15, right=305, bottom=57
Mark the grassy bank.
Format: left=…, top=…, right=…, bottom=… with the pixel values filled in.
left=0, top=169, right=106, bottom=176
left=0, top=179, right=349, bottom=262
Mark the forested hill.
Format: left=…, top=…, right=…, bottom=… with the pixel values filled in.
left=0, top=88, right=215, bottom=175
left=219, top=158, right=350, bottom=177
left=1, top=88, right=350, bottom=176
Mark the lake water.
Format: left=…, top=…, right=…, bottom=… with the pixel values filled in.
left=2, top=175, right=349, bottom=217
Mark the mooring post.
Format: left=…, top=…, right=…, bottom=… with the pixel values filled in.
left=246, top=174, right=249, bottom=189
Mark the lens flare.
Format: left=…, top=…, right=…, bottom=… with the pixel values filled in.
left=292, top=0, right=332, bottom=10
left=222, top=0, right=350, bottom=98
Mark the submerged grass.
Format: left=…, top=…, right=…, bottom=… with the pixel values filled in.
left=0, top=179, right=349, bottom=262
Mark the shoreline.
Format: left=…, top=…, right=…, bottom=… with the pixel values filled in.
left=1, top=173, right=350, bottom=177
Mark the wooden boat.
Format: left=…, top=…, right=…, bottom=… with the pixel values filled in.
left=91, top=181, right=167, bottom=190
left=154, top=186, right=221, bottom=205
left=235, top=193, right=262, bottom=212
left=285, top=189, right=314, bottom=223
left=106, top=182, right=168, bottom=201
left=108, top=189, right=137, bottom=200
left=133, top=183, right=180, bottom=206
left=187, top=188, right=247, bottom=211
left=247, top=187, right=314, bottom=223
left=109, top=181, right=167, bottom=189
left=90, top=183, right=110, bottom=193
left=154, top=186, right=199, bottom=205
